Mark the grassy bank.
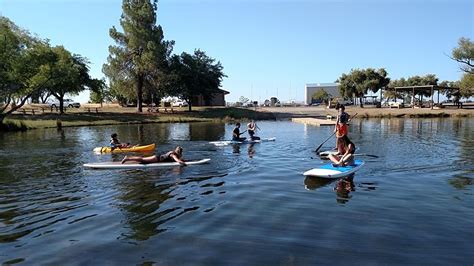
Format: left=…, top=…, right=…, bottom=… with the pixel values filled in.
left=346, top=107, right=474, bottom=118
left=1, top=107, right=276, bottom=131
left=259, top=106, right=474, bottom=119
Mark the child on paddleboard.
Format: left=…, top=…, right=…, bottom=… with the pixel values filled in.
left=333, top=105, right=350, bottom=149
left=247, top=120, right=260, bottom=140
left=328, top=135, right=356, bottom=166
left=232, top=123, right=247, bottom=142
left=121, top=146, right=186, bottom=165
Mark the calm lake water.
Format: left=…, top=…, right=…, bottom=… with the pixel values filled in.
left=0, top=119, right=473, bottom=265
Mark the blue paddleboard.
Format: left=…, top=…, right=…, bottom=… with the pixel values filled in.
left=303, top=160, right=364, bottom=178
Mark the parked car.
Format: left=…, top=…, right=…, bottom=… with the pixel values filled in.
left=381, top=100, right=403, bottom=108
left=172, top=100, right=188, bottom=107
left=338, top=99, right=353, bottom=105
left=48, top=99, right=81, bottom=108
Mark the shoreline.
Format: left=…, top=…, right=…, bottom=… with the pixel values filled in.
left=258, top=106, right=474, bottom=119
left=1, top=105, right=472, bottom=131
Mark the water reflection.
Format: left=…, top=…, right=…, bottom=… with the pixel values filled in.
left=168, top=123, right=190, bottom=141
left=189, top=122, right=225, bottom=141
left=334, top=176, right=355, bottom=204
left=304, top=176, right=334, bottom=190
left=305, top=174, right=372, bottom=204
left=232, top=144, right=240, bottom=154
left=116, top=177, right=175, bottom=241
left=115, top=171, right=228, bottom=241
left=248, top=144, right=256, bottom=158
left=448, top=175, right=474, bottom=190
left=229, top=143, right=257, bottom=159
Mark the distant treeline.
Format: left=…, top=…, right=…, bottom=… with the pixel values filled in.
left=0, top=0, right=226, bottom=126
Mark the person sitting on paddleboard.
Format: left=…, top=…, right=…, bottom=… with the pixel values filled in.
left=333, top=105, right=350, bottom=149
left=328, top=135, right=355, bottom=166
left=232, top=123, right=247, bottom=141
left=247, top=120, right=260, bottom=141
left=121, top=146, right=186, bottom=165
left=110, top=133, right=133, bottom=149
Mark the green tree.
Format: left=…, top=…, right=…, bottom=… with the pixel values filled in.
left=337, top=68, right=390, bottom=107
left=390, top=74, right=439, bottom=100
left=438, top=80, right=461, bottom=99
left=89, top=78, right=111, bottom=107
left=168, top=50, right=225, bottom=111
left=45, top=46, right=91, bottom=114
left=0, top=17, right=57, bottom=124
left=103, top=0, right=174, bottom=112
left=451, top=37, right=474, bottom=74
left=459, top=73, right=474, bottom=98
left=312, top=89, right=330, bottom=102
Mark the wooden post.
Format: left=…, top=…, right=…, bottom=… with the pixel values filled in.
left=430, top=86, right=434, bottom=109
left=437, top=88, right=440, bottom=105
left=412, top=87, right=415, bottom=108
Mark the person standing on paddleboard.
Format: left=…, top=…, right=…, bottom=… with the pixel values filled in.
left=328, top=135, right=356, bottom=167
left=232, top=123, right=247, bottom=142
left=247, top=120, right=260, bottom=141
left=121, top=146, right=186, bottom=165
left=333, top=105, right=350, bottom=149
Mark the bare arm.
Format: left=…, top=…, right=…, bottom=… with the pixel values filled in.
left=339, top=144, right=353, bottom=163
left=171, top=154, right=186, bottom=165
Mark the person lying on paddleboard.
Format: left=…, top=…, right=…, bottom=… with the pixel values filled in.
left=333, top=105, right=350, bottom=149
left=247, top=120, right=260, bottom=140
left=232, top=123, right=247, bottom=141
left=328, top=135, right=355, bottom=166
left=110, top=133, right=134, bottom=149
left=121, top=146, right=186, bottom=165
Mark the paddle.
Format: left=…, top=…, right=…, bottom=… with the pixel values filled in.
left=314, top=132, right=335, bottom=154
left=318, top=153, right=379, bottom=159
left=355, top=154, right=378, bottom=158
left=314, top=112, right=358, bottom=153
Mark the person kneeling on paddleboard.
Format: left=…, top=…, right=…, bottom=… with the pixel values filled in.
left=328, top=135, right=356, bottom=167
left=247, top=120, right=260, bottom=141
left=233, top=123, right=247, bottom=141
left=110, top=133, right=134, bottom=149
left=121, top=146, right=186, bottom=166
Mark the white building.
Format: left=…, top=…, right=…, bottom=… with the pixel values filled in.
left=305, top=83, right=340, bottom=105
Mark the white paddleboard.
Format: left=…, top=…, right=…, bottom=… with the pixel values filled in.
left=84, top=158, right=211, bottom=169
left=319, top=150, right=339, bottom=157
left=303, top=160, right=364, bottom=178
left=210, top=137, right=276, bottom=146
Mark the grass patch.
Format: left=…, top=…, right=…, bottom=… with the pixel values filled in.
left=0, top=119, right=29, bottom=132
left=2, top=107, right=275, bottom=131
left=197, top=107, right=276, bottom=120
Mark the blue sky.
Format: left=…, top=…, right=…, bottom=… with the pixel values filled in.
left=1, top=0, right=473, bottom=103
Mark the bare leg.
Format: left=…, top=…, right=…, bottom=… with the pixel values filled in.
left=339, top=154, right=354, bottom=166
left=122, top=155, right=158, bottom=164
left=328, top=154, right=341, bottom=165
